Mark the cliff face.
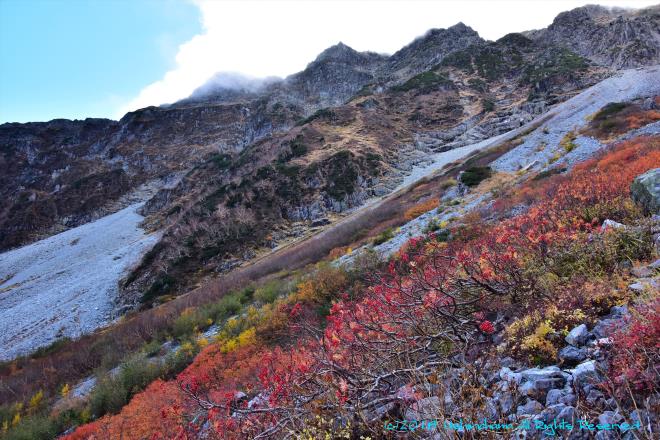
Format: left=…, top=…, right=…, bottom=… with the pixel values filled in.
left=0, top=101, right=300, bottom=250
left=526, top=4, right=660, bottom=68
left=383, top=23, right=485, bottom=80
left=117, top=33, right=612, bottom=307
left=0, top=42, right=398, bottom=252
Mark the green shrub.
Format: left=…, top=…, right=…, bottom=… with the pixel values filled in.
left=203, top=292, right=244, bottom=322
left=277, top=135, right=308, bottom=161
left=141, top=273, right=176, bottom=304
left=89, top=358, right=162, bottom=417
left=547, top=227, right=653, bottom=279
left=3, top=415, right=57, bottom=440
left=209, top=153, right=232, bottom=169
left=392, top=71, right=452, bottom=94
left=123, top=242, right=165, bottom=287
left=592, top=102, right=629, bottom=121
left=171, top=310, right=202, bottom=340
left=324, top=151, right=359, bottom=199
left=373, top=228, right=394, bottom=245
left=254, top=280, right=287, bottom=304
left=532, top=167, right=566, bottom=181
left=467, top=78, right=486, bottom=92
left=440, top=50, right=474, bottom=72
left=297, top=108, right=336, bottom=126
left=30, top=337, right=72, bottom=359
left=89, top=375, right=128, bottom=417
left=142, top=340, right=163, bottom=357
left=439, top=178, right=457, bottom=190
left=423, top=219, right=441, bottom=233
left=560, top=131, right=577, bottom=153
left=162, top=343, right=199, bottom=379
left=460, top=166, right=492, bottom=187
left=434, top=229, right=451, bottom=242
left=523, top=48, right=588, bottom=86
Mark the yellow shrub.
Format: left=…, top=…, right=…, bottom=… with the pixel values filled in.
left=60, top=383, right=70, bottom=398
left=520, top=320, right=556, bottom=362
left=560, top=130, right=577, bottom=153
left=28, top=390, right=43, bottom=412
left=505, top=305, right=590, bottom=364
left=221, top=327, right=256, bottom=353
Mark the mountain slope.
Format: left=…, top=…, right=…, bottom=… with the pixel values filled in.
left=2, top=5, right=657, bottom=254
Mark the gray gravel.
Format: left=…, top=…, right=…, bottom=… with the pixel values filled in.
left=0, top=203, right=161, bottom=360
left=492, top=66, right=660, bottom=172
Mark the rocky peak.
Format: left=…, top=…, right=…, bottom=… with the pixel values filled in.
left=302, top=42, right=387, bottom=73
left=274, top=43, right=386, bottom=113
left=180, top=72, right=278, bottom=105
left=314, top=42, right=364, bottom=63
left=383, top=22, right=485, bottom=80
left=549, top=4, right=623, bottom=27
left=528, top=4, right=660, bottom=68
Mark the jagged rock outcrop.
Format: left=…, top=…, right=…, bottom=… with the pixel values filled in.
left=383, top=23, right=484, bottom=80
left=0, top=100, right=299, bottom=250
left=184, top=42, right=387, bottom=115
left=526, top=4, right=660, bottom=68
left=278, top=42, right=387, bottom=112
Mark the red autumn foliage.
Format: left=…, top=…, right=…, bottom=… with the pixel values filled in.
left=479, top=320, right=495, bottom=334
left=608, top=299, right=660, bottom=394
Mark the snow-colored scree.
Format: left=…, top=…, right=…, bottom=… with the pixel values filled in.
left=492, top=66, right=660, bottom=172
left=0, top=204, right=161, bottom=361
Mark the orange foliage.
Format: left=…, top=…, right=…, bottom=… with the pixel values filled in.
left=624, top=109, right=660, bottom=131
left=404, top=198, right=439, bottom=220
left=327, top=246, right=349, bottom=260
left=64, top=380, right=183, bottom=440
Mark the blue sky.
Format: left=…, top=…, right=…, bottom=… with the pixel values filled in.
left=0, top=0, right=200, bottom=123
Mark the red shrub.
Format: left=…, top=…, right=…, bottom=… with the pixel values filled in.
left=609, top=299, right=660, bottom=394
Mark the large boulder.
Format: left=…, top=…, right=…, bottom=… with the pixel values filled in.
left=565, top=324, right=590, bottom=346
left=631, top=168, right=660, bottom=215
left=517, top=366, right=567, bottom=401
left=572, top=360, right=600, bottom=389
left=559, top=345, right=587, bottom=365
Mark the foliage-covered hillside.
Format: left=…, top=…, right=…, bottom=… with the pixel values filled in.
left=44, top=135, right=657, bottom=439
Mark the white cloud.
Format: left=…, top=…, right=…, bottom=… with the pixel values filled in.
left=115, top=0, right=659, bottom=117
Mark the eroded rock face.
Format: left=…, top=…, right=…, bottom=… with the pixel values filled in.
left=527, top=5, right=660, bottom=68
left=631, top=168, right=660, bottom=215
left=383, top=23, right=484, bottom=80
